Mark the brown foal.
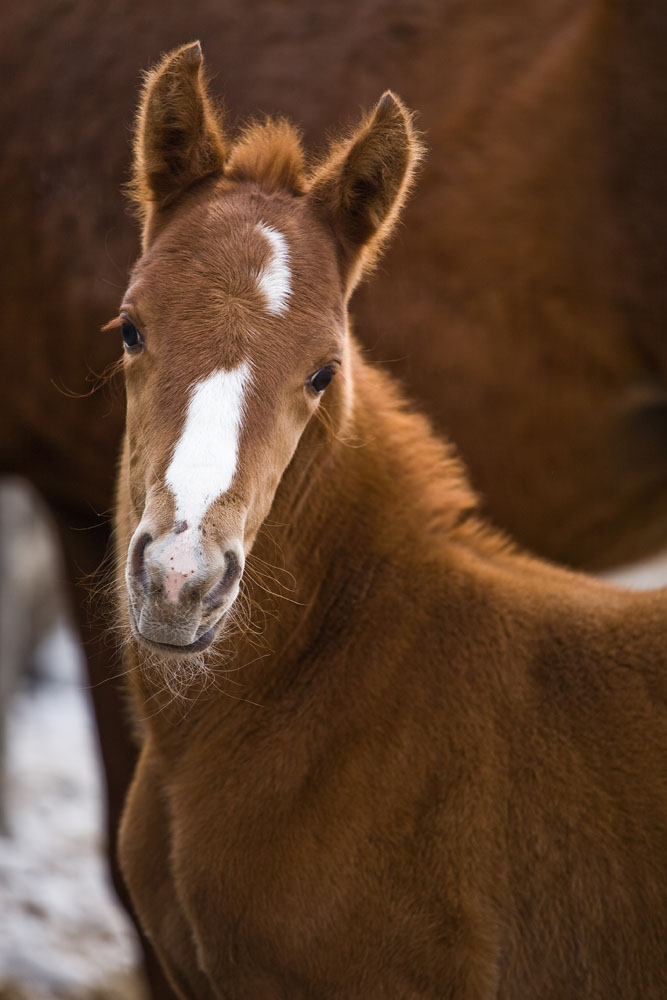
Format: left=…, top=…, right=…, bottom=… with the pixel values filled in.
left=115, top=45, right=667, bottom=999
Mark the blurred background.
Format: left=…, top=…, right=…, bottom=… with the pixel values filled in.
left=2, top=1, right=666, bottom=997
left=0, top=480, right=145, bottom=998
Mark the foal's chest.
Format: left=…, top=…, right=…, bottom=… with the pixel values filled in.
left=163, top=710, right=465, bottom=997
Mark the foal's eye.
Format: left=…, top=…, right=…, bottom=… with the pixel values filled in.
left=121, top=321, right=143, bottom=352
left=308, top=367, right=336, bottom=395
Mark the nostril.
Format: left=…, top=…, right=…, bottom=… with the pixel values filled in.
left=129, top=532, right=152, bottom=591
left=203, top=550, right=242, bottom=610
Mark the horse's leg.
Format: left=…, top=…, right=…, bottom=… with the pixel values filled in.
left=120, top=743, right=219, bottom=1000
left=57, top=513, right=179, bottom=1000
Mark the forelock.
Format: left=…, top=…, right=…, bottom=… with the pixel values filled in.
left=225, top=119, right=305, bottom=195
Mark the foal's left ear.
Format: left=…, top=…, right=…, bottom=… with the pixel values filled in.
left=131, top=41, right=226, bottom=233
left=308, top=92, right=422, bottom=293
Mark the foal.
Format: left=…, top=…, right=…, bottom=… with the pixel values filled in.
left=115, top=44, right=667, bottom=999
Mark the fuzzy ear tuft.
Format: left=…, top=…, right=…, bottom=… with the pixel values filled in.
left=308, top=92, right=423, bottom=293
left=225, top=118, right=305, bottom=194
left=130, top=42, right=226, bottom=224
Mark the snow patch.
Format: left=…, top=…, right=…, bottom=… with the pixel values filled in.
left=0, top=650, right=146, bottom=999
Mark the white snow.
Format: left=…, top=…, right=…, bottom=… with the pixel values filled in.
left=596, top=547, right=667, bottom=590
left=0, top=626, right=146, bottom=1000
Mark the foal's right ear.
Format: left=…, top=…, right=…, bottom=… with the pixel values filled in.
left=131, top=42, right=226, bottom=234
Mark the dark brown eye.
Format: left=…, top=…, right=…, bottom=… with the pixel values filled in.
left=308, top=367, right=335, bottom=394
left=121, top=321, right=143, bottom=352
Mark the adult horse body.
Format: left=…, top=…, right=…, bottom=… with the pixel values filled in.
left=116, top=47, right=667, bottom=998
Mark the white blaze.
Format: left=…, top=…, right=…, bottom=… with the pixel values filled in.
left=256, top=223, right=291, bottom=314
left=165, top=362, right=252, bottom=527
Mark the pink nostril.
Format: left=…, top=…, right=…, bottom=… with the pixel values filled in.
left=129, top=532, right=152, bottom=592
left=163, top=567, right=197, bottom=603
left=157, top=530, right=201, bottom=604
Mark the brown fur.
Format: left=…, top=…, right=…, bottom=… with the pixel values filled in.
left=226, top=119, right=305, bottom=195
left=115, top=48, right=667, bottom=999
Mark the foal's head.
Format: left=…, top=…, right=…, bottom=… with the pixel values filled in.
left=114, top=42, right=420, bottom=654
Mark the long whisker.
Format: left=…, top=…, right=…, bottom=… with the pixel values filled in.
left=50, top=357, right=124, bottom=400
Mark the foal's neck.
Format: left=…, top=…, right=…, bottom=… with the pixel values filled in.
left=247, top=339, right=477, bottom=640
left=134, top=339, right=478, bottom=730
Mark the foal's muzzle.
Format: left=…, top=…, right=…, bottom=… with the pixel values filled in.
left=125, top=525, right=243, bottom=651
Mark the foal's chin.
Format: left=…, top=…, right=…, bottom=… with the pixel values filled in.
left=127, top=603, right=230, bottom=660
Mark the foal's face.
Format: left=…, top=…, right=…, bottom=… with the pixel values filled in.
left=120, top=189, right=347, bottom=652
left=116, top=41, right=418, bottom=655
